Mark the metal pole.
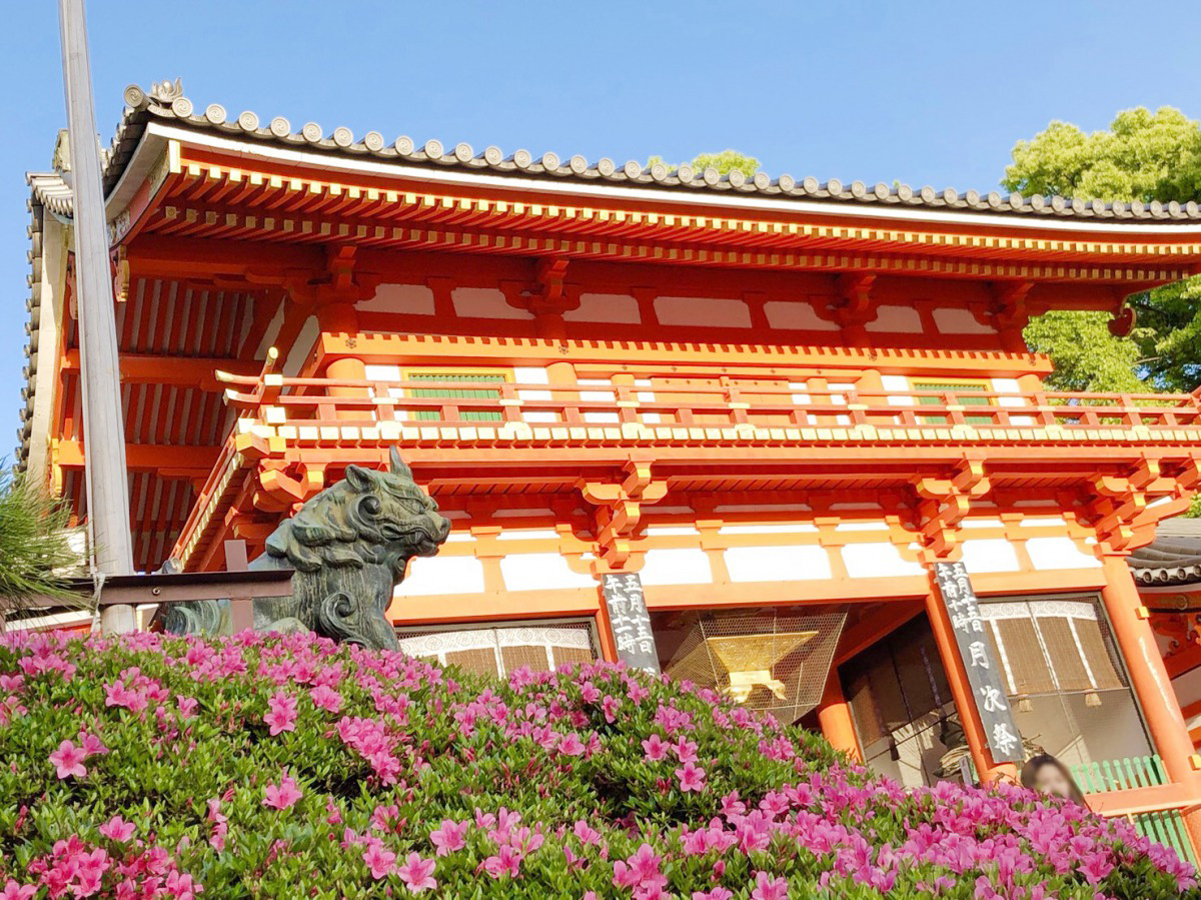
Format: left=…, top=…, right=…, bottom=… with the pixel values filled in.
left=58, top=0, right=136, bottom=632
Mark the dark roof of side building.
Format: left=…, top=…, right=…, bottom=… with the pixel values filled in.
left=1128, top=518, right=1201, bottom=587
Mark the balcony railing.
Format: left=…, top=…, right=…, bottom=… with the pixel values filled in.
left=219, top=371, right=1201, bottom=439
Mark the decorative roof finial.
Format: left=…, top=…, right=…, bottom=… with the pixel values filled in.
left=149, top=78, right=184, bottom=105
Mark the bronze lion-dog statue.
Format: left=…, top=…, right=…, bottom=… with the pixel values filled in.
left=159, top=448, right=450, bottom=649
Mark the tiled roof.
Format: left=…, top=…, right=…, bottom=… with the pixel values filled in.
left=1128, top=518, right=1201, bottom=586
left=28, top=172, right=73, bottom=219
left=106, top=81, right=1201, bottom=223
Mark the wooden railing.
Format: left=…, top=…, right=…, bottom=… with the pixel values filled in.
left=219, top=371, right=1201, bottom=434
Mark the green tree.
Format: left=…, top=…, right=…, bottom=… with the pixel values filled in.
left=1023, top=311, right=1147, bottom=393
left=0, top=470, right=79, bottom=619
left=1004, top=107, right=1201, bottom=393
left=647, top=149, right=761, bottom=178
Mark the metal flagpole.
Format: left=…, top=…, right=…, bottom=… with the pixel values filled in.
left=58, top=0, right=136, bottom=631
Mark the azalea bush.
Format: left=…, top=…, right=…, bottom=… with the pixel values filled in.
left=0, top=630, right=1196, bottom=899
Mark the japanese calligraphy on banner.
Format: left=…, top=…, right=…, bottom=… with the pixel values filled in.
left=933, top=561, right=1024, bottom=764
left=601, top=573, right=660, bottom=674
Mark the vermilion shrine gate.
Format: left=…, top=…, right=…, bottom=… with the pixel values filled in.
left=19, top=81, right=1201, bottom=857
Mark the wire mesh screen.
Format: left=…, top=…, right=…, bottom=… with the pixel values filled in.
left=395, top=621, right=599, bottom=679
left=660, top=609, right=846, bottom=723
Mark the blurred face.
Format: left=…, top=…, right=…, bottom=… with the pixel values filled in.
left=1033, top=763, right=1072, bottom=800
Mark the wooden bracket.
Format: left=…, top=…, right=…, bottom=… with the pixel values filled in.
left=832, top=273, right=877, bottom=327
left=254, top=462, right=326, bottom=514
left=913, top=457, right=990, bottom=559
left=500, top=257, right=576, bottom=325
left=280, top=244, right=382, bottom=306
left=1081, top=457, right=1185, bottom=554
left=578, top=458, right=667, bottom=568
left=989, top=281, right=1033, bottom=332
left=531, top=257, right=571, bottom=315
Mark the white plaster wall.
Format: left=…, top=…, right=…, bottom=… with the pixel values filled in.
left=933, top=307, right=995, bottom=334
left=639, top=548, right=713, bottom=585
left=578, top=378, right=619, bottom=424
left=565, top=293, right=641, bottom=323
left=960, top=539, right=1021, bottom=573
left=500, top=553, right=596, bottom=591
left=1025, top=537, right=1102, bottom=570
left=654, top=296, right=751, bottom=328
left=723, top=545, right=832, bottom=582
left=451, top=287, right=532, bottom=319
left=842, top=543, right=924, bottom=577
left=865, top=305, right=923, bottom=333
left=358, top=283, right=435, bottom=315
left=513, top=366, right=557, bottom=423
left=397, top=556, right=486, bottom=595
left=763, top=301, right=837, bottom=331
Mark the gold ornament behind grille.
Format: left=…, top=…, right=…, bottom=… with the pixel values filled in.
left=662, top=610, right=845, bottom=723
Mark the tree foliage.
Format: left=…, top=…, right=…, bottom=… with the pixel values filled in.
left=0, top=470, right=78, bottom=614
left=1022, top=311, right=1147, bottom=393
left=1005, top=107, right=1201, bottom=393
left=647, top=149, right=761, bottom=178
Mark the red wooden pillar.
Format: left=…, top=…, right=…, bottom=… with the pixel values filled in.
left=1098, top=554, right=1201, bottom=849
left=318, top=301, right=368, bottom=420
left=816, top=668, right=862, bottom=762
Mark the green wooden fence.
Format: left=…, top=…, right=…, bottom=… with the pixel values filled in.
left=1069, top=756, right=1196, bottom=865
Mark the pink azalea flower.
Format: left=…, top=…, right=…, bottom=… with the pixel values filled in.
left=613, top=844, right=666, bottom=892
left=99, top=815, right=135, bottom=842
left=362, top=842, right=397, bottom=880
left=642, top=733, right=669, bottom=762
left=309, top=684, right=343, bottom=713
left=49, top=739, right=88, bottom=779
left=430, top=819, right=468, bottom=856
left=750, top=871, right=789, bottom=900
left=693, top=891, right=733, bottom=900
left=573, top=820, right=602, bottom=845
left=177, top=696, right=199, bottom=719
left=1079, top=854, right=1115, bottom=885
left=559, top=732, right=586, bottom=756
left=676, top=761, right=707, bottom=793
left=262, top=772, right=303, bottom=810
left=0, top=881, right=36, bottom=900
left=164, top=871, right=204, bottom=900
left=483, top=844, right=523, bottom=879
left=103, top=679, right=147, bottom=713
left=78, top=731, right=109, bottom=756
left=673, top=737, right=698, bottom=763
left=396, top=852, right=437, bottom=893
left=264, top=692, right=298, bottom=735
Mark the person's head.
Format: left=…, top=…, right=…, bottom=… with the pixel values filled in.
left=1020, top=754, right=1086, bottom=805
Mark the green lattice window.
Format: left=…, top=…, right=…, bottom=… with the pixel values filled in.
left=409, top=372, right=506, bottom=421
left=914, top=381, right=993, bottom=425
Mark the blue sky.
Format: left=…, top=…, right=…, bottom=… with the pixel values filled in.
left=1, top=1, right=1199, bottom=454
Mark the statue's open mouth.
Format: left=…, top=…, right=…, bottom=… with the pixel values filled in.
left=391, top=516, right=452, bottom=557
